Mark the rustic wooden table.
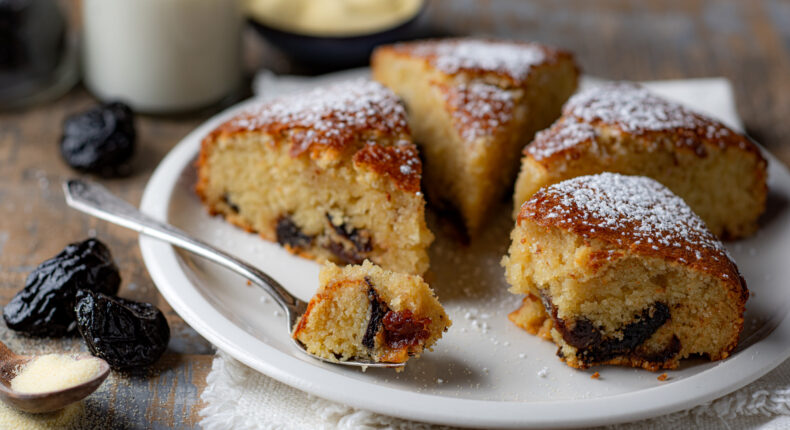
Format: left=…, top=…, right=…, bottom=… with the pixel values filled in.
left=1, top=0, right=788, bottom=428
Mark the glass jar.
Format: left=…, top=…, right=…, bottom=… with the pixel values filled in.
left=82, top=0, right=243, bottom=114
left=0, top=0, right=78, bottom=109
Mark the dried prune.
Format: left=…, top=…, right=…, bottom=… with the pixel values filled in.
left=326, top=214, right=372, bottom=254
left=74, top=290, right=170, bottom=370
left=3, top=238, right=121, bottom=337
left=276, top=216, right=312, bottom=249
left=382, top=310, right=431, bottom=349
left=362, top=278, right=387, bottom=349
left=323, top=213, right=372, bottom=264
left=60, top=101, right=136, bottom=177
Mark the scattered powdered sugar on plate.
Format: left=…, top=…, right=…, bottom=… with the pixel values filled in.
left=407, top=39, right=548, bottom=81
left=564, top=82, right=732, bottom=139
left=441, top=82, right=515, bottom=142
left=524, top=173, right=733, bottom=270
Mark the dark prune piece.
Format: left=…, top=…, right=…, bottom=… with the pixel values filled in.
left=3, top=238, right=121, bottom=337
left=542, top=288, right=673, bottom=366
left=221, top=192, right=240, bottom=213
left=276, top=216, right=312, bottom=249
left=362, top=278, right=387, bottom=349
left=326, top=214, right=372, bottom=253
left=74, top=290, right=170, bottom=370
left=60, top=102, right=136, bottom=177
left=325, top=241, right=365, bottom=264
left=382, top=310, right=431, bottom=349
left=323, top=213, right=373, bottom=263
left=561, top=317, right=601, bottom=350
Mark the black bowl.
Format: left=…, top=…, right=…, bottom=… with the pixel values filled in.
left=248, top=4, right=426, bottom=70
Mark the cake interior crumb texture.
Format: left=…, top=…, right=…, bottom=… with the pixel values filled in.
left=293, top=260, right=451, bottom=365
left=196, top=79, right=433, bottom=274
left=503, top=173, right=748, bottom=370
left=514, top=82, right=767, bottom=239
left=372, top=38, right=578, bottom=235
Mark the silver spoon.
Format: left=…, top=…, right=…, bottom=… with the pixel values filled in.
left=0, top=340, right=110, bottom=413
left=63, top=179, right=404, bottom=369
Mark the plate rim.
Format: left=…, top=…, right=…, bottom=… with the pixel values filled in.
left=138, top=95, right=790, bottom=429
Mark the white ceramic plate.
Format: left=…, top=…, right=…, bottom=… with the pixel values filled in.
left=139, top=94, right=790, bottom=429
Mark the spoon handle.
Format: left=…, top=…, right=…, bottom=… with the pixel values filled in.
left=62, top=179, right=307, bottom=325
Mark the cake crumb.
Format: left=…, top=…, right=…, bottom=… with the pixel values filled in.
left=591, top=372, right=600, bottom=379
left=537, top=367, right=549, bottom=378
left=657, top=373, right=668, bottom=381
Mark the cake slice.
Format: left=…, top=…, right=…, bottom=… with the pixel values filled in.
left=514, top=82, right=768, bottom=239
left=503, top=173, right=748, bottom=370
left=196, top=79, right=433, bottom=274
left=293, top=260, right=451, bottom=365
left=372, top=38, right=578, bottom=235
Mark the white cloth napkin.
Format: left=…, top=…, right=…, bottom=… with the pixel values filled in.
left=201, top=351, right=790, bottom=430
left=199, top=72, right=786, bottom=429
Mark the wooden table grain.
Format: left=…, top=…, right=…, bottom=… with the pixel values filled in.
left=0, top=1, right=788, bottom=428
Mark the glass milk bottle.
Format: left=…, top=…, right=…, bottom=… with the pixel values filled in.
left=82, top=0, right=242, bottom=113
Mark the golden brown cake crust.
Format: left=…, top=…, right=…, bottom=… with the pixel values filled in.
left=526, top=82, right=765, bottom=163
left=352, top=144, right=422, bottom=193
left=435, top=81, right=516, bottom=144
left=518, top=173, right=747, bottom=296
left=201, top=79, right=420, bottom=193
left=381, top=38, right=577, bottom=86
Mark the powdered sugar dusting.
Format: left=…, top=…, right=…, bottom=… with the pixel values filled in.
left=441, top=82, right=515, bottom=142
left=213, top=79, right=423, bottom=192
left=565, top=83, right=731, bottom=139
left=221, top=79, right=409, bottom=154
left=408, top=39, right=548, bottom=82
left=352, top=141, right=423, bottom=193
left=527, top=119, right=597, bottom=160
left=524, top=173, right=731, bottom=268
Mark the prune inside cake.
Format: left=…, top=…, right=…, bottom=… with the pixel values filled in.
left=372, top=38, right=578, bottom=235
left=514, top=82, right=767, bottom=239
left=503, top=173, right=748, bottom=370
left=293, top=261, right=450, bottom=365
left=196, top=79, right=433, bottom=274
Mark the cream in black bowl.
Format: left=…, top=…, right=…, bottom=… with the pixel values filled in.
left=247, top=0, right=425, bottom=68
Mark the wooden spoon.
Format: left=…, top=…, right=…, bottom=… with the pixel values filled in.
left=0, top=341, right=110, bottom=414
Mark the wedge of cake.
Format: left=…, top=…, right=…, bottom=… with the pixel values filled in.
left=293, top=260, right=450, bottom=365
left=196, top=79, right=433, bottom=274
left=503, top=173, right=748, bottom=370
left=372, top=38, right=579, bottom=235
left=514, top=82, right=768, bottom=239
